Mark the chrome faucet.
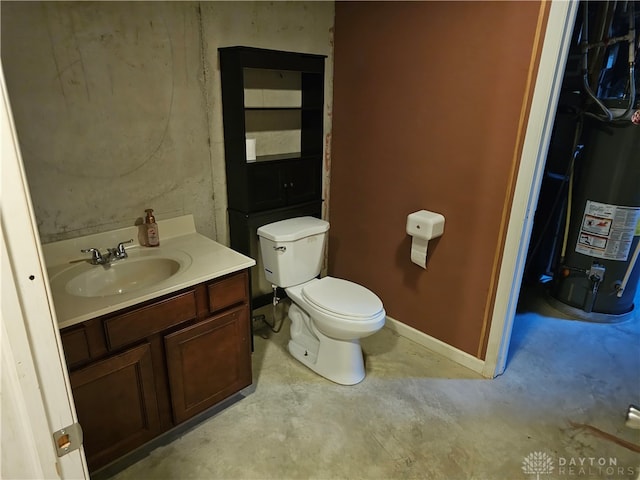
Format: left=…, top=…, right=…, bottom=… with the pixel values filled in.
left=81, top=239, right=133, bottom=265
left=80, top=247, right=105, bottom=265
left=108, top=239, right=133, bottom=261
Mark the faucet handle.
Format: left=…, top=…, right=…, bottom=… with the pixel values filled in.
left=116, top=239, right=134, bottom=257
left=81, top=248, right=103, bottom=265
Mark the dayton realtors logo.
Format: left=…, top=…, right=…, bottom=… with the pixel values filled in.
left=522, top=451, right=554, bottom=479
left=522, top=452, right=639, bottom=478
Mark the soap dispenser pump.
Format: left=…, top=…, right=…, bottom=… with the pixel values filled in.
left=145, top=209, right=160, bottom=247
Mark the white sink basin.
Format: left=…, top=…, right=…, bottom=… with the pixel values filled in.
left=50, top=249, right=192, bottom=298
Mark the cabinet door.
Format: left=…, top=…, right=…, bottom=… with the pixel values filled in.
left=247, top=162, right=287, bottom=211
left=286, top=158, right=322, bottom=205
left=69, top=343, right=161, bottom=471
left=165, top=305, right=251, bottom=424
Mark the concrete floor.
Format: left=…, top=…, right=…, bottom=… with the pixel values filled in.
left=111, top=287, right=640, bottom=480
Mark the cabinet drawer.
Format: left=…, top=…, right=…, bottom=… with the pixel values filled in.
left=208, top=272, right=247, bottom=313
left=61, top=319, right=108, bottom=369
left=61, top=327, right=91, bottom=368
left=105, top=291, right=197, bottom=350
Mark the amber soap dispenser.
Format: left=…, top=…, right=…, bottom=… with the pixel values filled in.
left=144, top=209, right=160, bottom=247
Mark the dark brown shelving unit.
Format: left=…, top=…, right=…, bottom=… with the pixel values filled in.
left=219, top=46, right=326, bottom=307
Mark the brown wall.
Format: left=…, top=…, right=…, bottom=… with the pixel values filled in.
left=329, top=1, right=548, bottom=358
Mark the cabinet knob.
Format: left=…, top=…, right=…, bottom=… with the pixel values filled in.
left=290, top=182, right=294, bottom=188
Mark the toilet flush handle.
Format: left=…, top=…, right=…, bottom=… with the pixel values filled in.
left=273, top=246, right=286, bottom=252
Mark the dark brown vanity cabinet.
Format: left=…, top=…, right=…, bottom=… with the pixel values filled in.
left=219, top=47, right=326, bottom=306
left=60, top=270, right=251, bottom=472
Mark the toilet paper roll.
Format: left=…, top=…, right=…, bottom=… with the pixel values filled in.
left=246, top=138, right=256, bottom=162
left=410, top=237, right=429, bottom=269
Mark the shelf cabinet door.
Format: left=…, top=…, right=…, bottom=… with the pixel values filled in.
left=247, top=162, right=287, bottom=211
left=165, top=305, right=251, bottom=424
left=286, top=158, right=322, bottom=205
left=69, top=343, right=161, bottom=471
left=247, top=159, right=321, bottom=212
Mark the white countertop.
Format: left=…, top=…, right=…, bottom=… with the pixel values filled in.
left=44, top=215, right=256, bottom=329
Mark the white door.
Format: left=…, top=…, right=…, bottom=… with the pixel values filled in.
left=1, top=65, right=88, bottom=479
left=482, top=0, right=579, bottom=377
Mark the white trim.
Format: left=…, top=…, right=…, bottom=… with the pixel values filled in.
left=2, top=232, right=57, bottom=479
left=1, top=65, right=89, bottom=478
left=483, top=0, right=579, bottom=378
left=384, top=317, right=486, bottom=376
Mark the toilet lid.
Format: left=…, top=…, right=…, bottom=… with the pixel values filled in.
left=302, top=277, right=384, bottom=319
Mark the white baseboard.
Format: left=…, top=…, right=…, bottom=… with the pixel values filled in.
left=384, top=316, right=486, bottom=376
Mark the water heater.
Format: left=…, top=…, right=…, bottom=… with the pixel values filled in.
left=551, top=117, right=640, bottom=318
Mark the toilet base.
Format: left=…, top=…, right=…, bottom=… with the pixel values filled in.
left=287, top=303, right=365, bottom=385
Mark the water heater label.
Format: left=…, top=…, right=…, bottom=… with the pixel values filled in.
left=575, top=200, right=640, bottom=261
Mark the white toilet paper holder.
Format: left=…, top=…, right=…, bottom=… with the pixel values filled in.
left=406, top=210, right=445, bottom=268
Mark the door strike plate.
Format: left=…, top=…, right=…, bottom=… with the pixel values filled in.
left=53, top=422, right=83, bottom=457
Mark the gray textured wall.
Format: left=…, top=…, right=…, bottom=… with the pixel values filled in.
left=1, top=1, right=334, bottom=245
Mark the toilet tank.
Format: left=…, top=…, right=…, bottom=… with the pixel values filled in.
left=257, top=217, right=329, bottom=288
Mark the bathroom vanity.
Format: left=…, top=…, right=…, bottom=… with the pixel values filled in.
left=45, top=215, right=255, bottom=473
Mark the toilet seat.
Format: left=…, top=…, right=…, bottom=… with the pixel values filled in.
left=302, top=277, right=384, bottom=321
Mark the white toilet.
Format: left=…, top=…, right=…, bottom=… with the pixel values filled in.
left=257, top=216, right=386, bottom=385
